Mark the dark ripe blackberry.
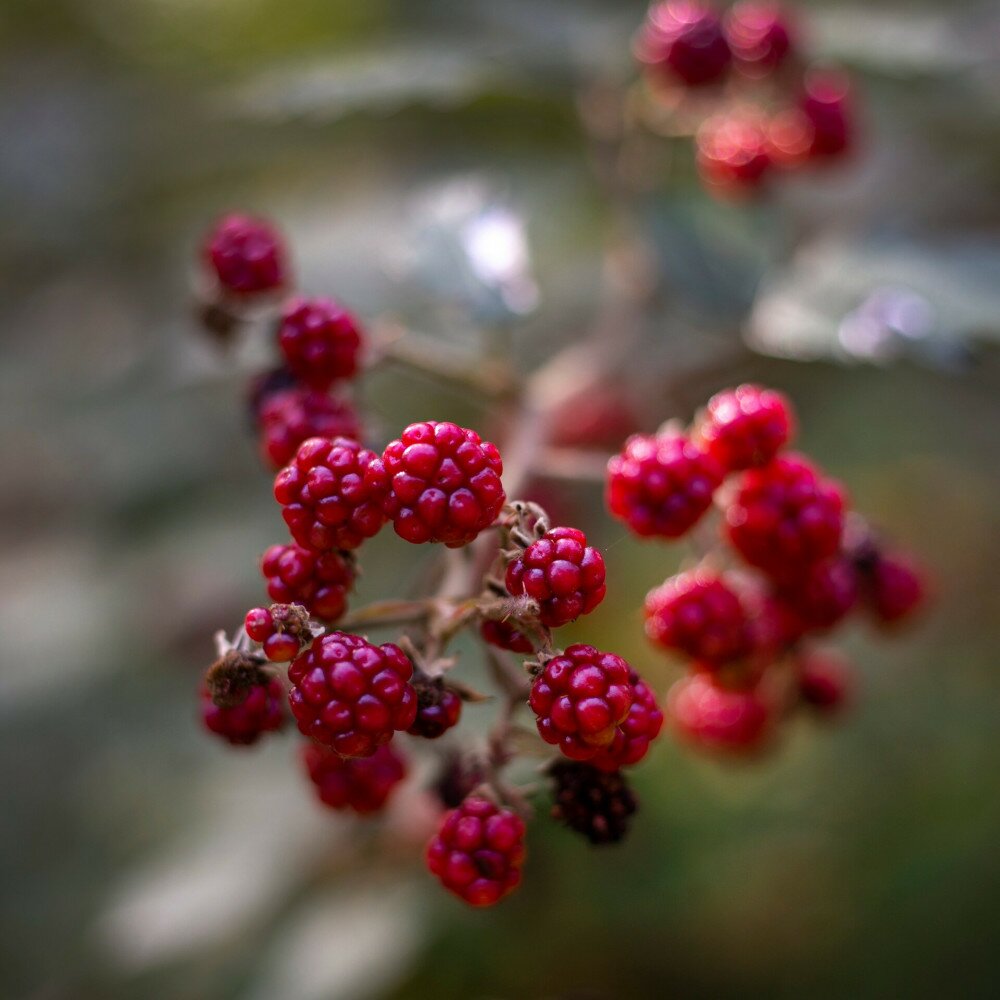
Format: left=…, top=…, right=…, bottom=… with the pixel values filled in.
left=550, top=761, right=638, bottom=846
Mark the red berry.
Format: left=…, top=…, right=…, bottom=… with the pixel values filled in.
left=866, top=552, right=927, bottom=625
left=668, top=672, right=772, bottom=753
left=800, top=70, right=852, bottom=159
left=287, top=632, right=417, bottom=757
left=590, top=672, right=664, bottom=772
left=480, top=619, right=535, bottom=654
left=408, top=679, right=463, bottom=739
left=381, top=421, right=505, bottom=547
left=263, top=632, right=301, bottom=662
left=200, top=677, right=285, bottom=746
left=261, top=543, right=354, bottom=621
left=607, top=433, right=723, bottom=539
left=777, top=556, right=858, bottom=631
left=277, top=297, right=363, bottom=391
left=725, top=453, right=846, bottom=579
left=696, top=113, right=772, bottom=195
left=275, top=436, right=388, bottom=552
left=302, top=742, right=407, bottom=814
left=797, top=648, right=852, bottom=713
left=244, top=606, right=274, bottom=642
left=203, top=214, right=286, bottom=297
left=724, top=1, right=793, bottom=75
left=426, top=795, right=526, bottom=907
left=258, top=386, right=361, bottom=470
left=505, top=526, right=607, bottom=628
left=644, top=570, right=751, bottom=665
left=529, top=645, right=634, bottom=761
left=635, top=1, right=732, bottom=87
left=695, top=384, right=795, bottom=472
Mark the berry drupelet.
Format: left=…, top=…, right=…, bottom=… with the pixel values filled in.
left=695, top=384, right=795, bottom=472
left=550, top=761, right=638, bottom=845
left=261, top=542, right=355, bottom=622
left=644, top=570, right=751, bottom=665
left=244, top=603, right=312, bottom=662
left=275, top=436, right=388, bottom=552
left=636, top=1, right=732, bottom=87
left=200, top=677, right=286, bottom=746
left=607, top=432, right=723, bottom=539
left=408, top=677, right=463, bottom=739
left=203, top=214, right=286, bottom=297
left=257, top=386, right=361, bottom=470
left=480, top=619, right=535, bottom=654
left=724, top=453, right=846, bottom=580
left=529, top=645, right=634, bottom=761
left=302, top=742, right=407, bottom=814
left=287, top=632, right=417, bottom=757
left=590, top=672, right=664, bottom=772
left=668, top=672, right=772, bottom=753
left=381, top=421, right=505, bottom=547
left=426, top=795, right=526, bottom=907
left=277, top=297, right=364, bottom=391
left=505, top=526, right=607, bottom=628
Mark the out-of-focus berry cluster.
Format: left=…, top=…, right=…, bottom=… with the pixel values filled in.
left=634, top=2, right=856, bottom=198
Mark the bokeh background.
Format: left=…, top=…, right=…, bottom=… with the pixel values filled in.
left=2, top=1, right=999, bottom=997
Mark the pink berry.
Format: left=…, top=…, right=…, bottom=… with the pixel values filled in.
left=590, top=672, right=664, bottom=772
left=668, top=672, right=772, bottom=753
left=696, top=113, right=772, bottom=195
left=381, top=421, right=505, bottom=547
left=203, top=214, right=286, bottom=297
left=607, top=432, right=723, bottom=539
left=529, top=645, right=634, bottom=761
left=408, top=679, right=463, bottom=739
left=505, top=526, right=607, bottom=628
left=724, top=453, right=846, bottom=580
left=724, top=1, right=793, bottom=75
left=258, top=386, right=361, bottom=470
left=480, top=619, right=535, bottom=654
left=800, top=69, right=852, bottom=159
left=302, top=742, right=407, bottom=814
left=635, top=1, right=732, bottom=87
left=287, top=632, right=417, bottom=757
left=200, top=677, right=285, bottom=746
left=426, top=795, right=526, bottom=907
left=695, top=384, right=795, bottom=472
left=277, top=297, right=363, bottom=391
left=244, top=606, right=274, bottom=642
left=261, top=543, right=354, bottom=621
left=797, top=648, right=852, bottom=713
left=777, top=556, right=858, bottom=632
left=644, top=570, right=751, bottom=665
left=275, top=436, right=388, bottom=552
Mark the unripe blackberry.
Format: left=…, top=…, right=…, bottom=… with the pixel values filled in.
left=200, top=677, right=285, bottom=746
left=668, top=672, right=772, bottom=753
left=551, top=761, right=638, bottom=845
left=856, top=551, right=927, bottom=626
left=426, top=795, right=526, bottom=907
left=797, top=648, right=852, bottom=713
left=607, top=432, right=723, bottom=539
left=590, top=672, right=664, bottom=772
left=277, top=297, right=363, bottom=391
left=696, top=114, right=772, bottom=195
left=203, top=214, right=286, bottom=297
left=407, top=677, right=462, bottom=739
left=644, top=570, right=751, bottom=665
left=695, top=384, right=795, bottom=472
left=800, top=70, right=852, bottom=159
left=244, top=603, right=313, bottom=662
left=635, top=1, right=732, bottom=87
left=287, top=632, right=417, bottom=757
left=724, top=2, right=793, bottom=76
left=724, top=453, right=846, bottom=579
left=261, top=543, right=355, bottom=622
left=505, top=526, right=606, bottom=628
left=258, top=386, right=361, bottom=470
left=381, top=421, right=505, bottom=547
left=529, top=645, right=634, bottom=761
left=302, top=742, right=407, bottom=814
left=480, top=619, right=535, bottom=654
left=778, top=556, right=858, bottom=632
left=275, top=436, right=388, bottom=552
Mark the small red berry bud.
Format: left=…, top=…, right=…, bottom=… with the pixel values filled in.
left=635, top=1, right=732, bottom=87
left=261, top=543, right=355, bottom=622
left=203, top=214, right=287, bottom=297
left=479, top=619, right=535, bottom=654
left=303, top=742, right=407, bottom=814
left=695, top=384, right=795, bottom=472
left=277, top=297, right=364, bottom=391
left=797, top=648, right=852, bottom=713
left=668, top=672, right=772, bottom=754
left=244, top=607, right=274, bottom=643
